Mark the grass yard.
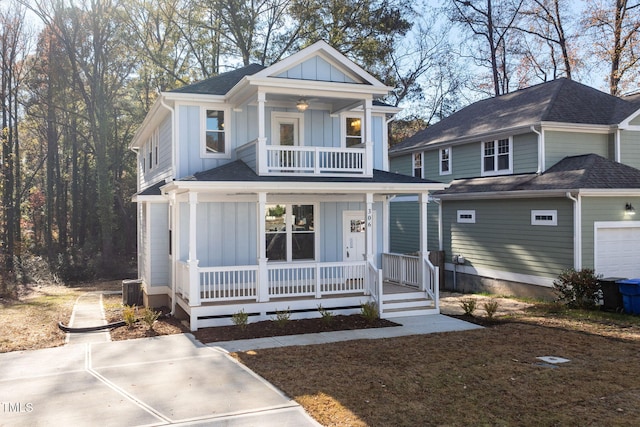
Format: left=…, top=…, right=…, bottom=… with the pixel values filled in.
left=235, top=306, right=640, bottom=427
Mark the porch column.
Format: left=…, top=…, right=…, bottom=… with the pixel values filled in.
left=257, top=92, right=267, bottom=175
left=419, top=192, right=429, bottom=292
left=257, top=192, right=269, bottom=302
left=169, top=192, right=176, bottom=314
left=188, top=192, right=200, bottom=306
left=365, top=193, right=375, bottom=265
left=364, top=99, right=373, bottom=176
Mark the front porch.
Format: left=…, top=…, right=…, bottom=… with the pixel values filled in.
left=175, top=253, right=439, bottom=331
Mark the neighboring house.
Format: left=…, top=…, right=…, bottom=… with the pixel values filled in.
left=389, top=78, right=640, bottom=298
left=130, top=41, right=446, bottom=330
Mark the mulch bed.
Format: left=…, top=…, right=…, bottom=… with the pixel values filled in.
left=193, top=315, right=400, bottom=343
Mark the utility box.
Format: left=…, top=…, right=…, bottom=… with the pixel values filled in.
left=122, top=279, right=143, bottom=306
left=617, top=279, right=640, bottom=315
left=598, top=277, right=625, bottom=312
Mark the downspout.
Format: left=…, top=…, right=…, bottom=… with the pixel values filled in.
left=615, top=128, right=621, bottom=163
left=158, top=96, right=177, bottom=315
left=531, top=125, right=543, bottom=174
left=566, top=192, right=582, bottom=271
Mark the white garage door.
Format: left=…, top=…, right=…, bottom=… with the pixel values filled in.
left=595, top=222, right=640, bottom=278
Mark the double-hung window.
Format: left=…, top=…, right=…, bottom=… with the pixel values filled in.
left=202, top=108, right=229, bottom=157
left=482, top=138, right=512, bottom=176
left=413, top=152, right=423, bottom=178
left=440, top=147, right=451, bottom=175
left=266, top=204, right=315, bottom=262
left=344, top=115, right=363, bottom=147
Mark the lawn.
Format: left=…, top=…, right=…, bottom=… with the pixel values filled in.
left=235, top=305, right=640, bottom=426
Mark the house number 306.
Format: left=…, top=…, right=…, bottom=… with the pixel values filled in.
left=367, top=208, right=372, bottom=228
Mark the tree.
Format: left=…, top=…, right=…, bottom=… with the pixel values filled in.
left=448, top=0, right=525, bottom=96
left=581, top=0, right=640, bottom=96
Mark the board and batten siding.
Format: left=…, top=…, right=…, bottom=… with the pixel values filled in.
left=620, top=129, right=640, bottom=170
left=443, top=198, right=574, bottom=279
left=139, top=204, right=148, bottom=284
left=149, top=203, right=170, bottom=286
left=275, top=55, right=358, bottom=83
left=580, top=196, right=640, bottom=270
left=544, top=130, right=611, bottom=168
left=139, top=115, right=173, bottom=191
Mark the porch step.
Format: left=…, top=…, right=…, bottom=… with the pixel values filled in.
left=381, top=292, right=437, bottom=318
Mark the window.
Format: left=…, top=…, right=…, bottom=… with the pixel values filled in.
left=531, top=210, right=557, bottom=226
left=457, top=210, right=476, bottom=223
left=266, top=204, right=315, bottom=261
left=345, top=117, right=362, bottom=147
left=413, top=152, right=423, bottom=178
left=440, top=147, right=451, bottom=175
left=203, top=109, right=227, bottom=156
left=482, top=138, right=512, bottom=175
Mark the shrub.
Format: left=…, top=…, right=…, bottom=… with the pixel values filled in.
left=231, top=309, right=249, bottom=329
left=460, top=298, right=477, bottom=316
left=141, top=307, right=161, bottom=331
left=317, top=305, right=334, bottom=325
left=483, top=300, right=500, bottom=319
left=553, top=268, right=601, bottom=309
left=123, top=305, right=137, bottom=327
left=360, top=301, right=379, bottom=323
left=273, top=307, right=291, bottom=328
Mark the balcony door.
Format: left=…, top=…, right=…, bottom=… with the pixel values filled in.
left=272, top=113, right=303, bottom=146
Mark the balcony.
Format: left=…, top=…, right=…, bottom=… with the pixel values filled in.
left=237, top=139, right=371, bottom=177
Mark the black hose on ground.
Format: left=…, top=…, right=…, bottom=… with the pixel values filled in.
left=58, top=320, right=127, bottom=333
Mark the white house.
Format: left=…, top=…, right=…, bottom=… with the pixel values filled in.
left=130, top=41, right=446, bottom=330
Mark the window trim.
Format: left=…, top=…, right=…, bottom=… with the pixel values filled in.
left=457, top=210, right=476, bottom=224
left=340, top=112, right=364, bottom=148
left=440, top=147, right=451, bottom=175
left=413, top=152, right=423, bottom=178
left=531, top=210, right=557, bottom=226
left=201, top=106, right=231, bottom=159
left=481, top=137, right=513, bottom=176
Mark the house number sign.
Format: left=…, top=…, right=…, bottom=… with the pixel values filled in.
left=367, top=208, right=373, bottom=228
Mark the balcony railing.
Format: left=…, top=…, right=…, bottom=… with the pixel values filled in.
left=266, top=145, right=367, bottom=176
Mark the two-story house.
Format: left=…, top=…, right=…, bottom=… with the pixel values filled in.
left=389, top=78, right=640, bottom=298
left=131, top=41, right=446, bottom=330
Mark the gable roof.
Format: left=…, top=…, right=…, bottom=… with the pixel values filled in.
left=437, top=154, right=640, bottom=197
left=170, top=63, right=266, bottom=95
left=391, top=78, right=640, bottom=155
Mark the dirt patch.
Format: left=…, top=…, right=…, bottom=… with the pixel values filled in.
left=439, top=291, right=534, bottom=316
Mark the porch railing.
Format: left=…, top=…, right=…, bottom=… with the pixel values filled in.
left=265, top=145, right=366, bottom=176
left=176, top=260, right=369, bottom=304
left=382, top=252, right=440, bottom=298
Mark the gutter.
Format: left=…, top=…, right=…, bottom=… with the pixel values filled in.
left=530, top=125, right=543, bottom=174
left=566, top=192, right=582, bottom=271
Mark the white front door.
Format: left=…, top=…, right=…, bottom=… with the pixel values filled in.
left=272, top=113, right=303, bottom=146
left=343, top=211, right=375, bottom=262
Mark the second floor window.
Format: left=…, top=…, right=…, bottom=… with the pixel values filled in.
left=413, top=152, right=423, bottom=178
left=205, top=109, right=225, bottom=154
left=345, top=116, right=363, bottom=147
left=482, top=138, right=512, bottom=175
left=440, top=147, right=451, bottom=175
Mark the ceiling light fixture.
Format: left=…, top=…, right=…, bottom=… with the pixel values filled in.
left=296, top=99, right=309, bottom=112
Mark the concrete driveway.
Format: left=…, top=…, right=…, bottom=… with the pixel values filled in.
left=0, top=334, right=319, bottom=426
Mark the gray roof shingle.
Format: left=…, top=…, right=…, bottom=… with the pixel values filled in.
left=170, top=64, right=266, bottom=95
left=437, top=154, right=640, bottom=196
left=391, top=78, right=640, bottom=154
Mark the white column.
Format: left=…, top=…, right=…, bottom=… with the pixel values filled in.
left=257, top=192, right=269, bottom=302
left=364, top=99, right=373, bottom=177
left=169, top=193, right=177, bottom=314
left=365, top=193, right=374, bottom=265
left=257, top=92, right=267, bottom=175
left=419, top=192, right=429, bottom=292
left=187, top=192, right=200, bottom=306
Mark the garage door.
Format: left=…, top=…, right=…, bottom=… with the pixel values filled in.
left=595, top=223, right=640, bottom=278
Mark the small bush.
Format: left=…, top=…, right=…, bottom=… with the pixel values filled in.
left=553, top=268, right=601, bottom=309
left=460, top=298, right=477, bottom=316
left=361, top=301, right=379, bottom=323
left=123, top=305, right=137, bottom=327
left=318, top=305, right=334, bottom=325
left=273, top=307, right=291, bottom=328
left=483, top=300, right=500, bottom=319
left=231, top=309, right=249, bottom=329
left=141, top=307, right=161, bottom=331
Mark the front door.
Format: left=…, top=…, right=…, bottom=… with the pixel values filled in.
left=343, top=212, right=366, bottom=262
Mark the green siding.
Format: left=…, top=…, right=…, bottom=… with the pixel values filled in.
left=630, top=114, right=640, bottom=126
left=621, top=130, right=640, bottom=170
left=545, top=130, right=610, bottom=168
left=513, top=133, right=538, bottom=174
left=389, top=199, right=440, bottom=254
left=389, top=154, right=412, bottom=176
left=442, top=198, right=574, bottom=278
left=580, top=196, right=640, bottom=269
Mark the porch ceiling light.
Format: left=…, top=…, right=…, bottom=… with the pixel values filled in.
left=296, top=99, right=309, bottom=112
left=625, top=203, right=636, bottom=215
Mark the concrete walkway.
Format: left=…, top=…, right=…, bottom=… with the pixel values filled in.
left=0, top=292, right=482, bottom=426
